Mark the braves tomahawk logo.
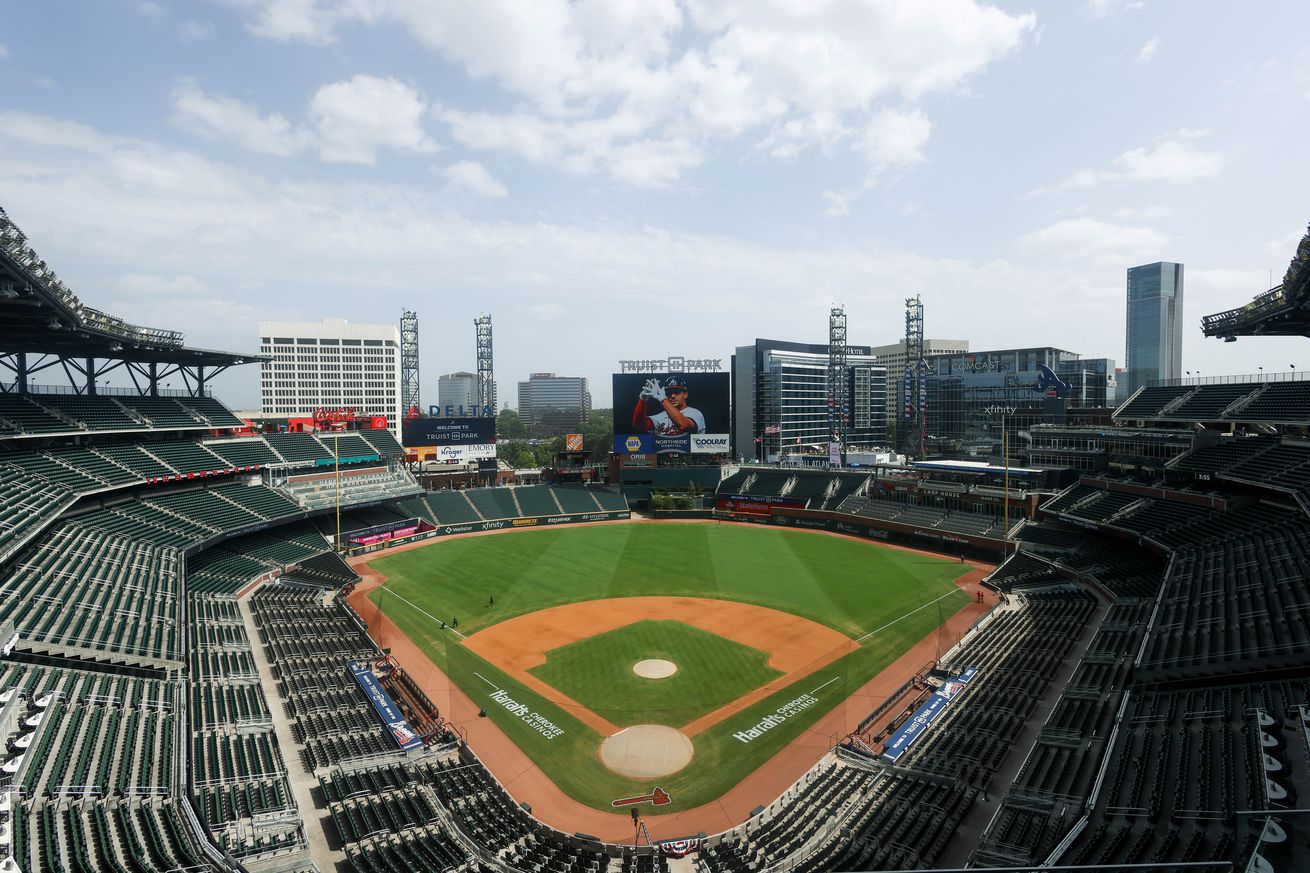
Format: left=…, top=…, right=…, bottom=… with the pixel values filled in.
left=611, top=787, right=672, bottom=808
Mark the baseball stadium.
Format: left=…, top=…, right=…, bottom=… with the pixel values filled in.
left=0, top=201, right=1309, bottom=873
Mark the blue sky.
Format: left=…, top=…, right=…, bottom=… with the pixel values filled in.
left=3, top=0, right=1309, bottom=409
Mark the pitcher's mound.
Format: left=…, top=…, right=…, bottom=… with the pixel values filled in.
left=633, top=658, right=677, bottom=679
left=600, top=725, right=694, bottom=778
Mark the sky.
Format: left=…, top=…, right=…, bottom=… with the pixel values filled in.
left=2, top=0, right=1309, bottom=410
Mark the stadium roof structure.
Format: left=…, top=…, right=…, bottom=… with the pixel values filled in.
left=0, top=206, right=265, bottom=393
left=1202, top=225, right=1310, bottom=341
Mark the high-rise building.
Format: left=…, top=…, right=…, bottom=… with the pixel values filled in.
left=436, top=371, right=495, bottom=415
left=517, top=373, right=591, bottom=436
left=1125, top=262, right=1184, bottom=396
left=870, top=338, right=970, bottom=424
left=258, top=318, right=401, bottom=434
left=732, top=339, right=887, bottom=463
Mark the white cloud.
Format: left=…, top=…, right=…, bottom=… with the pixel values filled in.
left=1084, top=0, right=1143, bottom=19
left=1037, top=130, right=1223, bottom=193
left=309, top=75, right=437, bottom=164
left=1135, top=37, right=1159, bottom=64
left=172, top=79, right=312, bottom=157
left=443, top=160, right=508, bottom=198
left=234, top=1, right=1034, bottom=194
left=1016, top=217, right=1168, bottom=266
left=822, top=108, right=931, bottom=216
left=4, top=109, right=1301, bottom=408
left=527, top=303, right=568, bottom=321
left=181, top=20, right=215, bottom=41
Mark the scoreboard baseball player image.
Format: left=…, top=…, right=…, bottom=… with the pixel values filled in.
left=631, top=376, right=706, bottom=435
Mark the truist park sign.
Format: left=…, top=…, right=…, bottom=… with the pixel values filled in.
left=619, top=356, right=722, bottom=373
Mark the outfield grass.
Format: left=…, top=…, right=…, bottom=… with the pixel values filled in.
left=368, top=522, right=970, bottom=812
left=528, top=619, right=783, bottom=727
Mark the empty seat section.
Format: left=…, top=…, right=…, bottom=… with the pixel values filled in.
left=142, top=440, right=230, bottom=475
left=423, top=491, right=481, bottom=523
left=465, top=488, right=519, bottom=520
left=204, top=439, right=282, bottom=469
left=513, top=486, right=560, bottom=516
left=115, top=396, right=204, bottom=429
left=263, top=432, right=333, bottom=465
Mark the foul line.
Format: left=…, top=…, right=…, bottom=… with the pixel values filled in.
left=853, top=589, right=962, bottom=646
left=472, top=671, right=498, bottom=689
left=379, top=587, right=468, bottom=640
left=809, top=676, right=842, bottom=695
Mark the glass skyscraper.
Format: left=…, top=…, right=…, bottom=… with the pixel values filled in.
left=1125, top=261, right=1184, bottom=396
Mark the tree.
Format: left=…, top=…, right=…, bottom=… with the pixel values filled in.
left=497, top=408, right=527, bottom=440
left=582, top=409, right=614, bottom=461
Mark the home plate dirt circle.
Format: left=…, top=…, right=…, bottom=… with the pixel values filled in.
left=632, top=658, right=677, bottom=679
left=600, top=725, right=694, bottom=778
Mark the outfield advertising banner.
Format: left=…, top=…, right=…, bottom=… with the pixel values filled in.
left=690, top=433, right=731, bottom=454
left=614, top=372, right=730, bottom=453
left=402, top=416, right=496, bottom=448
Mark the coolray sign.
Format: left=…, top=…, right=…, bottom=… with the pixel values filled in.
left=487, top=688, right=563, bottom=739
left=348, top=661, right=423, bottom=750
left=690, top=433, right=730, bottom=453
left=618, top=357, right=722, bottom=373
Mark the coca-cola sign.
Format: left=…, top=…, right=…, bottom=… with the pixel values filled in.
left=313, top=407, right=357, bottom=423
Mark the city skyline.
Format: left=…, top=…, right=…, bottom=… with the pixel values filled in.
left=2, top=2, right=1309, bottom=410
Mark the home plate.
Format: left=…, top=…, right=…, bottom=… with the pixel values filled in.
left=600, top=725, right=694, bottom=778
left=633, top=658, right=677, bottom=679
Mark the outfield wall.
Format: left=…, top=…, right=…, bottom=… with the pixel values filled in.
left=345, top=509, right=631, bottom=556
left=717, top=507, right=1007, bottom=559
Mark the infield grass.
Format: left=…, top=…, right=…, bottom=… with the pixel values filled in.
left=528, top=619, right=783, bottom=727
left=367, top=522, right=970, bottom=812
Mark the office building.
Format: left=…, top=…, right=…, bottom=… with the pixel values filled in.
left=732, top=339, right=887, bottom=463
left=1125, top=261, right=1184, bottom=396
left=870, top=338, right=971, bottom=423
left=517, top=373, right=591, bottom=436
left=436, top=371, right=496, bottom=415
left=259, top=318, right=402, bottom=434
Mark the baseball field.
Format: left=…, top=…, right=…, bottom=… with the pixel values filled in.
left=362, top=522, right=972, bottom=813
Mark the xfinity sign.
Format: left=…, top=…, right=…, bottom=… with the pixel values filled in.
left=690, top=434, right=731, bottom=454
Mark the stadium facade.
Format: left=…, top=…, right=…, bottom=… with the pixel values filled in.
left=732, top=338, right=887, bottom=462
left=923, top=346, right=1116, bottom=462
left=259, top=318, right=402, bottom=435
left=1124, top=260, right=1184, bottom=395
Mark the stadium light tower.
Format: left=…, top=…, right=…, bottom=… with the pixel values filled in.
left=400, top=310, right=419, bottom=415
left=827, top=306, right=848, bottom=465
left=899, top=295, right=925, bottom=458
left=475, top=314, right=494, bottom=414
